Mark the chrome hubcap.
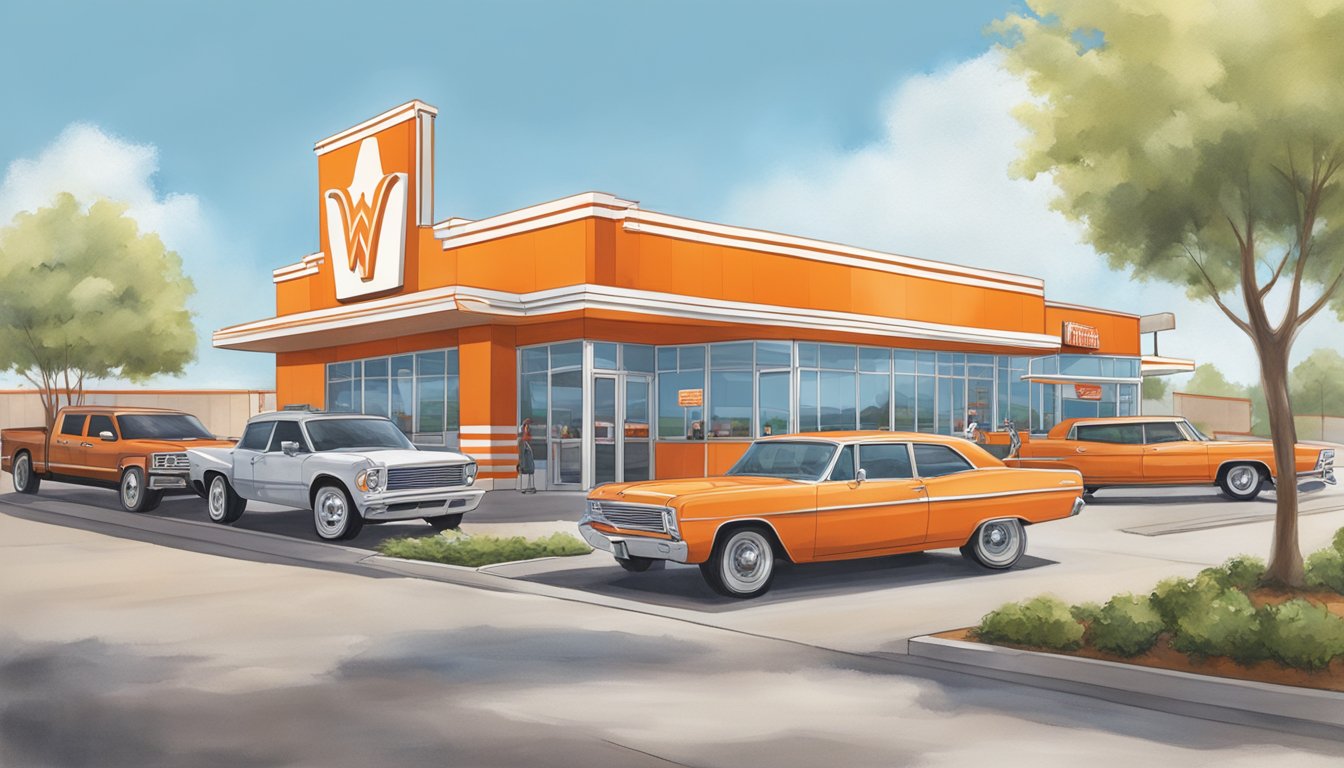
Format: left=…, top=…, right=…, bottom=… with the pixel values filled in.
left=1229, top=467, right=1256, bottom=492
left=123, top=472, right=139, bottom=506
left=15, top=456, right=28, bottom=489
left=721, top=531, right=773, bottom=593
left=316, top=490, right=346, bottom=535
left=209, top=478, right=226, bottom=518
left=981, top=523, right=1011, bottom=556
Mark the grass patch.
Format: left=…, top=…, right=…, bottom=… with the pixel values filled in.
left=377, top=531, right=592, bottom=567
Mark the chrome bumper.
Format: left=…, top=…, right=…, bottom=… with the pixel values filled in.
left=148, top=470, right=190, bottom=490
left=1298, top=467, right=1337, bottom=485
left=579, top=522, right=689, bottom=563
left=1070, top=496, right=1086, bottom=516
left=359, top=487, right=485, bottom=521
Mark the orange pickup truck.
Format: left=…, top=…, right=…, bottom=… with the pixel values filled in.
left=1006, top=416, right=1335, bottom=501
left=2, top=406, right=234, bottom=512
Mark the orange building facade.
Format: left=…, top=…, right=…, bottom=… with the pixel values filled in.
left=216, top=101, right=1165, bottom=490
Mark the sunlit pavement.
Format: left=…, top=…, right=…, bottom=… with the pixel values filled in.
left=3, top=479, right=1344, bottom=766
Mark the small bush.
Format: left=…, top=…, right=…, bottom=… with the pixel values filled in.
left=1150, top=574, right=1223, bottom=630
left=1070, top=601, right=1104, bottom=625
left=1169, top=587, right=1265, bottom=663
left=1304, top=547, right=1344, bottom=594
left=1089, top=594, right=1165, bottom=657
left=974, top=596, right=1084, bottom=651
left=377, top=532, right=591, bottom=567
left=1334, top=526, right=1344, bottom=554
left=1199, top=555, right=1265, bottom=592
left=1260, top=598, right=1344, bottom=670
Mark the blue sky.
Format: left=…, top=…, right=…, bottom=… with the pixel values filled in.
left=1, top=0, right=1338, bottom=389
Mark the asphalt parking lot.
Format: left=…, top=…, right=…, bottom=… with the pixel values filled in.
left=4, top=471, right=1343, bottom=657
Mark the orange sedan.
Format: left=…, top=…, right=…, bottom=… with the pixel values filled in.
left=1007, top=416, right=1336, bottom=501
left=579, top=432, right=1085, bottom=598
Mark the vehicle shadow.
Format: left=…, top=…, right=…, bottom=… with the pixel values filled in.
left=1084, top=479, right=1332, bottom=506
left=150, top=495, right=427, bottom=551
left=520, top=551, right=1059, bottom=613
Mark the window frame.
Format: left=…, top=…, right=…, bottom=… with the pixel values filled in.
left=910, top=442, right=976, bottom=478
left=856, top=441, right=916, bottom=481
left=266, top=420, right=310, bottom=453
left=238, top=421, right=276, bottom=452
left=87, top=414, right=117, bottom=441
left=60, top=414, right=88, bottom=437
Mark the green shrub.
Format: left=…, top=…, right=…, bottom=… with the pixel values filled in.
left=974, top=596, right=1084, bottom=651
left=1150, top=574, right=1223, bottom=630
left=1199, top=555, right=1265, bottom=592
left=1260, top=599, right=1344, bottom=670
left=1088, top=594, right=1165, bottom=657
left=1334, top=526, right=1344, bottom=554
left=377, top=532, right=591, bottom=567
left=1070, top=601, right=1104, bottom=625
left=1169, top=587, right=1265, bottom=663
left=1304, top=547, right=1344, bottom=594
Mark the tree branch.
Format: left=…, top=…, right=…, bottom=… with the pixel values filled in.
left=1299, top=261, right=1344, bottom=325
left=1259, top=248, right=1292, bottom=298
left=1183, top=244, right=1253, bottom=334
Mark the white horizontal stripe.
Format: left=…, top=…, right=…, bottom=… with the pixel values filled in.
left=680, top=486, right=1079, bottom=522
left=314, top=100, right=437, bottom=156
left=459, top=426, right=521, bottom=435
left=458, top=439, right=519, bottom=448
left=1044, top=300, right=1138, bottom=319
left=433, top=192, right=636, bottom=237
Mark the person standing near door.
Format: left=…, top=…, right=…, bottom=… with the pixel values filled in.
left=518, top=418, right=536, bottom=494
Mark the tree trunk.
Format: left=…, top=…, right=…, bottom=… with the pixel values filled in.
left=1259, top=337, right=1304, bottom=586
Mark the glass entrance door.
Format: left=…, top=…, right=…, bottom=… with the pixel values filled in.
left=590, top=373, right=653, bottom=486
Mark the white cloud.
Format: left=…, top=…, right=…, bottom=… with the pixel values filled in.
left=0, top=124, right=274, bottom=390
left=722, top=52, right=1344, bottom=386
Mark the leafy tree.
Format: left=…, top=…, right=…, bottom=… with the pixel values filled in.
left=1182, top=364, right=1247, bottom=399
left=998, top=1, right=1344, bottom=586
left=1289, top=348, right=1344, bottom=417
left=0, top=193, right=196, bottom=427
left=1140, top=376, right=1168, bottom=402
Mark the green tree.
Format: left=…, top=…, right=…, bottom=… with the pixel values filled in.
left=1141, top=376, right=1168, bottom=402
left=1289, top=348, right=1344, bottom=418
left=998, top=1, right=1344, bottom=586
left=1182, top=364, right=1248, bottom=399
left=0, top=193, right=197, bottom=427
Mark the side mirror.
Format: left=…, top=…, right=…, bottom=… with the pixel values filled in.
left=281, top=441, right=300, bottom=457
left=855, top=468, right=867, bottom=485
left=99, top=431, right=115, bottom=442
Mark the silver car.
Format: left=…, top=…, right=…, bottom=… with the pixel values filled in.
left=187, top=411, right=483, bottom=540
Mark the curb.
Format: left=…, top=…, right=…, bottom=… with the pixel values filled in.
left=907, top=635, right=1344, bottom=739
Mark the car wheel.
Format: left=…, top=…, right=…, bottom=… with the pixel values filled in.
left=700, top=526, right=776, bottom=599
left=967, top=518, right=1026, bottom=570
left=12, top=452, right=40, bottom=494
left=617, top=555, right=654, bottom=572
left=425, top=513, right=464, bottom=532
left=119, top=467, right=154, bottom=513
left=1219, top=463, right=1264, bottom=501
left=206, top=473, right=247, bottom=524
left=142, top=490, right=165, bottom=512
left=313, top=482, right=363, bottom=541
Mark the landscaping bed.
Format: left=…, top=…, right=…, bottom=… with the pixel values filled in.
left=376, top=531, right=592, bottom=568
left=958, top=527, right=1344, bottom=693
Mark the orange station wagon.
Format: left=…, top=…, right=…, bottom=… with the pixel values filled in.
left=579, top=432, right=1086, bottom=598
left=1007, top=416, right=1336, bottom=501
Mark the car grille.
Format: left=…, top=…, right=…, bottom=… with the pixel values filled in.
left=386, top=465, right=466, bottom=490
left=595, top=502, right=666, bottom=534
left=151, top=452, right=189, bottom=470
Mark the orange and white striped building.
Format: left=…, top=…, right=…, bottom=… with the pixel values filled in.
left=215, top=100, right=1184, bottom=491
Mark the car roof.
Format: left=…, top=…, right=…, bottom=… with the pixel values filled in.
left=1058, top=416, right=1185, bottom=429
left=758, top=430, right=974, bottom=446
left=245, top=411, right=392, bottom=424
left=62, top=406, right=190, bottom=415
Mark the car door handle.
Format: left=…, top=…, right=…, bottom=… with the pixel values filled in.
left=80, top=442, right=93, bottom=447
left=912, top=485, right=926, bottom=492
left=1075, top=447, right=1087, bottom=453
left=251, top=456, right=261, bottom=464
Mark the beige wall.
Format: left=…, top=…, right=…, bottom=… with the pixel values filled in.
left=1172, top=392, right=1253, bottom=435
left=1295, top=415, right=1344, bottom=443
left=0, top=390, right=276, bottom=439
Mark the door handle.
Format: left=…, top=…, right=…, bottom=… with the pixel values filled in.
left=251, top=456, right=261, bottom=464
left=912, top=485, right=926, bottom=492
left=1075, top=447, right=1087, bottom=453
left=80, top=442, right=93, bottom=447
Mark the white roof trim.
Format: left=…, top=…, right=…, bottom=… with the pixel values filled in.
left=314, top=100, right=438, bottom=156
left=1044, top=300, right=1140, bottom=319
left=272, top=252, right=326, bottom=283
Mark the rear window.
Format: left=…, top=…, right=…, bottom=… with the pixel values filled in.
left=913, top=444, right=974, bottom=477
left=1075, top=424, right=1143, bottom=444
left=60, top=414, right=87, bottom=436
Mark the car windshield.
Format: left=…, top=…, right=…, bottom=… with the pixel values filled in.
left=1182, top=420, right=1212, bottom=441
left=726, top=441, right=837, bottom=481
left=117, top=414, right=214, bottom=441
left=305, top=418, right=414, bottom=452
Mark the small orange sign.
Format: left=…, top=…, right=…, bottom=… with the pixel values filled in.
left=1062, top=321, right=1101, bottom=349
left=1074, top=384, right=1103, bottom=401
left=677, top=388, right=704, bottom=407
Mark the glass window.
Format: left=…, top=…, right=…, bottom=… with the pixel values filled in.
left=797, top=343, right=819, bottom=368
left=913, top=444, right=974, bottom=477
left=799, top=370, right=819, bottom=432
left=829, top=444, right=855, bottom=481
left=239, top=422, right=274, bottom=451
left=859, top=347, right=890, bottom=373
left=307, top=418, right=414, bottom=451
left=657, top=347, right=677, bottom=371
left=756, top=341, right=791, bottom=367
left=938, top=352, right=965, bottom=377
left=819, top=344, right=856, bottom=370
left=60, top=414, right=87, bottom=436
left=819, top=371, right=857, bottom=431
left=916, top=351, right=937, bottom=375
left=267, top=420, right=309, bottom=452
left=623, top=344, right=655, bottom=373
left=416, top=375, right=446, bottom=434
left=967, top=354, right=995, bottom=379
left=552, top=369, right=584, bottom=440
left=859, top=373, right=890, bottom=430
left=679, top=345, right=706, bottom=370
left=363, top=358, right=388, bottom=378
left=709, top=370, right=752, bottom=437
left=657, top=370, right=704, bottom=439
left=550, top=342, right=582, bottom=369
left=1118, top=383, right=1138, bottom=416
left=1075, top=423, right=1143, bottom=444
left=859, top=443, right=914, bottom=479
left=1144, top=422, right=1187, bottom=444
left=416, top=350, right=445, bottom=377
left=88, top=415, right=117, bottom=439
left=593, top=342, right=619, bottom=370
left=894, top=375, right=917, bottom=431
left=916, top=375, right=936, bottom=433
left=390, top=354, right=414, bottom=378
left=727, top=440, right=836, bottom=481
left=893, top=350, right=916, bottom=374
left=711, top=342, right=753, bottom=368
left=758, top=371, right=790, bottom=437
left=118, top=414, right=213, bottom=440
left=522, top=346, right=548, bottom=373
left=363, top=377, right=390, bottom=418
left=328, top=362, right=354, bottom=380
left=390, top=376, right=414, bottom=433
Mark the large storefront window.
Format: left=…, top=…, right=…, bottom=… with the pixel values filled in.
left=325, top=348, right=460, bottom=447
left=658, top=346, right=706, bottom=439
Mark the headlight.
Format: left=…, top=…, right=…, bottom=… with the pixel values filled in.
left=663, top=506, right=679, bottom=538
left=464, top=462, right=478, bottom=486
left=584, top=500, right=604, bottom=522
left=1320, top=449, right=1335, bottom=468
left=356, top=468, right=384, bottom=493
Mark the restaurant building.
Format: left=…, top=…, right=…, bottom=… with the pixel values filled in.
left=215, top=101, right=1190, bottom=490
